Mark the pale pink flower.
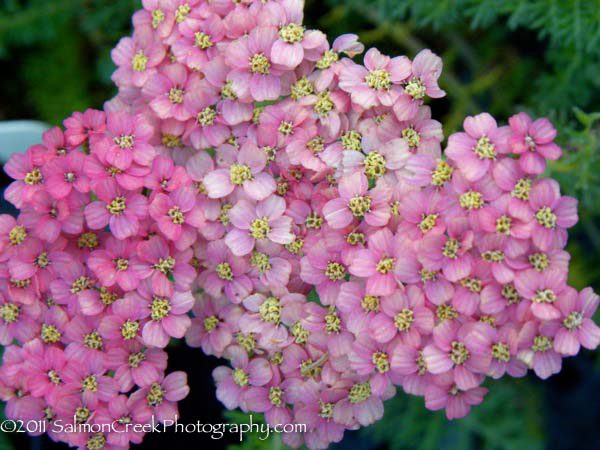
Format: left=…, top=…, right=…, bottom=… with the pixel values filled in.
left=446, top=113, right=511, bottom=182
left=225, top=196, right=294, bottom=256
left=508, top=112, right=562, bottom=175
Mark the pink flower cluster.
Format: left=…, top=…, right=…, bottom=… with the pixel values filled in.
left=0, top=0, right=599, bottom=449
left=0, top=112, right=196, bottom=449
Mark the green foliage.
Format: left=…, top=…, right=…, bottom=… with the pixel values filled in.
left=367, top=378, right=544, bottom=450
left=224, top=411, right=284, bottom=450
left=0, top=0, right=138, bottom=124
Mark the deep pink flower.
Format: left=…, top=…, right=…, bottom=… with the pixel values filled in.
left=87, top=236, right=145, bottom=291
left=85, top=179, right=148, bottom=240
left=90, top=112, right=156, bottom=170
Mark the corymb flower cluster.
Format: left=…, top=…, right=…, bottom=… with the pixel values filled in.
left=1, top=1, right=599, bottom=449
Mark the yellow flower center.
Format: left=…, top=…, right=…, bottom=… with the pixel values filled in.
left=450, top=341, right=469, bottom=365
left=459, top=191, right=484, bottom=210
left=404, top=78, right=426, bottom=99
left=106, top=197, right=126, bottom=215
left=229, top=163, right=253, bottom=185
left=394, top=308, right=414, bottom=331
left=121, top=319, right=140, bottom=340
left=496, top=215, right=512, bottom=234
left=325, top=262, right=346, bottom=281
left=533, top=289, right=556, bottom=304
left=194, top=31, right=213, bottom=49
left=492, top=342, right=510, bottom=362
left=249, top=218, right=271, bottom=240
left=24, top=168, right=43, bottom=185
left=232, top=368, right=249, bottom=387
left=529, top=252, right=549, bottom=271
left=535, top=206, right=557, bottom=229
left=259, top=297, right=281, bottom=324
left=348, top=382, right=371, bottom=403
left=316, top=50, right=339, bottom=70
left=203, top=316, right=219, bottom=332
left=365, top=69, right=391, bottom=91
left=279, top=23, right=304, bottom=43
left=431, top=160, right=454, bottom=186
left=197, top=106, right=217, bottom=126
left=314, top=91, right=334, bottom=117
left=84, top=331, right=103, bottom=350
left=364, top=151, right=386, bottom=179
left=150, top=297, right=171, bottom=321
left=442, top=238, right=460, bottom=259
left=250, top=53, right=270, bottom=74
left=372, top=351, right=390, bottom=373
left=402, top=127, right=421, bottom=149
left=341, top=130, right=362, bottom=151
left=168, top=87, right=184, bottom=104
left=376, top=257, right=395, bottom=274
left=511, top=178, right=532, bottom=200
left=361, top=295, right=380, bottom=312
left=168, top=206, right=185, bottom=224
left=9, top=225, right=27, bottom=245
left=348, top=195, right=372, bottom=217
left=131, top=51, right=148, bottom=72
left=474, top=136, right=496, bottom=160
left=291, top=77, right=314, bottom=100
left=0, top=303, right=19, bottom=324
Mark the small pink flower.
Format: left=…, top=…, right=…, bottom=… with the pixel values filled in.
left=60, top=353, right=118, bottom=409
left=508, top=112, right=562, bottom=175
left=129, top=371, right=190, bottom=423
left=517, top=320, right=562, bottom=379
left=85, top=179, right=148, bottom=240
left=339, top=47, right=411, bottom=109
left=105, top=342, right=167, bottom=392
left=225, top=196, right=294, bottom=256
left=172, top=13, right=224, bottom=70
left=149, top=186, right=205, bottom=246
left=111, top=24, right=166, bottom=88
left=87, top=236, right=145, bottom=291
left=214, top=346, right=273, bottom=409
left=225, top=26, right=287, bottom=102
left=517, top=179, right=578, bottom=251
left=144, top=63, right=199, bottom=121
left=137, top=235, right=196, bottom=292
left=144, top=155, right=192, bottom=193
left=424, top=371, right=487, bottom=419
left=90, top=112, right=156, bottom=170
left=63, top=108, right=106, bottom=147
left=368, top=286, right=434, bottom=346
left=393, top=49, right=445, bottom=121
left=446, top=113, right=510, bottom=182
left=42, top=151, right=90, bottom=199
left=203, top=142, right=276, bottom=201
left=130, top=279, right=194, bottom=348
left=423, top=321, right=490, bottom=390
left=323, top=172, right=391, bottom=229
left=300, top=240, right=348, bottom=305
left=550, top=287, right=600, bottom=356
left=186, top=295, right=243, bottom=357
left=349, top=228, right=400, bottom=296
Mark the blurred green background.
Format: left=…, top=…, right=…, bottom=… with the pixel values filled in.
left=1, top=0, right=599, bottom=449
